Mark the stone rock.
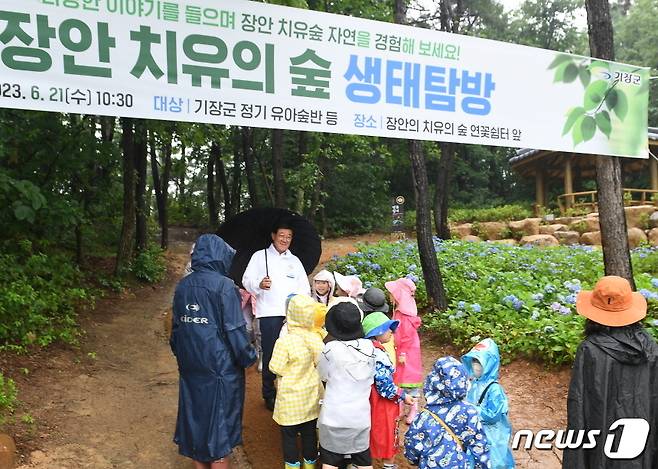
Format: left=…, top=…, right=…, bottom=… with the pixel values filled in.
left=554, top=216, right=575, bottom=225
left=508, top=218, right=541, bottom=237
left=627, top=227, right=648, bottom=249
left=539, top=224, right=568, bottom=236
left=489, top=239, right=518, bottom=246
left=580, top=231, right=602, bottom=245
left=569, top=217, right=599, bottom=234
left=649, top=211, right=658, bottom=229
left=519, top=234, right=559, bottom=247
left=462, top=235, right=482, bottom=243
left=625, top=205, right=656, bottom=230
left=648, top=228, right=658, bottom=246
left=554, top=231, right=581, bottom=246
left=451, top=223, right=472, bottom=238
left=0, top=434, right=16, bottom=469
left=478, top=222, right=508, bottom=241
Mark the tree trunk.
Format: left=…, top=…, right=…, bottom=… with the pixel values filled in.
left=585, top=0, right=635, bottom=287
left=272, top=129, right=286, bottom=208
left=216, top=144, right=232, bottom=220
left=115, top=118, right=137, bottom=275
left=409, top=140, right=448, bottom=310
left=134, top=120, right=148, bottom=252
left=242, top=127, right=260, bottom=208
left=231, top=130, right=242, bottom=216
left=179, top=141, right=186, bottom=203
left=208, top=143, right=219, bottom=228
left=150, top=131, right=165, bottom=248
left=396, top=0, right=448, bottom=309
left=161, top=137, right=172, bottom=250
left=434, top=142, right=455, bottom=239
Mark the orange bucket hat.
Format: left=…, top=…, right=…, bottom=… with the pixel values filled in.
left=575, top=275, right=647, bottom=327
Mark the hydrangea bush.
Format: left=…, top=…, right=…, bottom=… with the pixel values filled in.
left=326, top=239, right=658, bottom=365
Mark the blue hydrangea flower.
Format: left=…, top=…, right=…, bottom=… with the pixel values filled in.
left=371, top=263, right=381, bottom=271
left=408, top=264, right=417, bottom=271
left=544, top=325, right=556, bottom=334
left=531, top=311, right=540, bottom=321
left=550, top=302, right=562, bottom=312
left=565, top=294, right=577, bottom=305
left=652, top=319, right=658, bottom=327
left=503, top=294, right=524, bottom=311
left=346, top=264, right=357, bottom=274
left=364, top=281, right=373, bottom=289
left=471, top=303, right=482, bottom=313
left=559, top=305, right=571, bottom=315
left=457, top=301, right=466, bottom=309
left=532, top=293, right=544, bottom=302
left=640, top=289, right=658, bottom=300
left=544, top=284, right=556, bottom=294
left=652, top=278, right=658, bottom=289
left=406, top=273, right=419, bottom=284
left=466, top=271, right=478, bottom=280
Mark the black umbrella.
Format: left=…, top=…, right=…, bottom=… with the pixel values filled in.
left=217, top=208, right=322, bottom=288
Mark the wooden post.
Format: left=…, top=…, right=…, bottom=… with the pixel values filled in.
left=564, top=157, right=574, bottom=209
left=535, top=169, right=546, bottom=211
left=650, top=157, right=658, bottom=191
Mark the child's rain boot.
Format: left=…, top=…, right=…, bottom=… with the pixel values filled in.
left=406, top=400, right=418, bottom=425
left=302, top=459, right=316, bottom=469
left=284, top=462, right=300, bottom=469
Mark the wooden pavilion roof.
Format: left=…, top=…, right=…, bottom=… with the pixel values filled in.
left=509, top=127, right=658, bottom=178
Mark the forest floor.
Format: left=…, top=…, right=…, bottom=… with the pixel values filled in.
left=2, top=230, right=569, bottom=469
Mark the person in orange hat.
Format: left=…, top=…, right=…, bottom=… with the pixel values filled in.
left=563, top=275, right=658, bottom=469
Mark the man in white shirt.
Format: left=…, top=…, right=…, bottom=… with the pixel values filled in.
left=242, top=221, right=311, bottom=411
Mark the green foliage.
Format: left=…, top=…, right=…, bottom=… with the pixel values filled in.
left=328, top=240, right=658, bottom=365
left=448, top=204, right=532, bottom=223
left=0, top=373, right=17, bottom=416
left=130, top=246, right=166, bottom=283
left=0, top=247, right=91, bottom=349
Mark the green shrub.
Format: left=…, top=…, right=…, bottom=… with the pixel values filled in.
left=327, top=240, right=658, bottom=365
left=448, top=204, right=532, bottom=224
left=0, top=250, right=90, bottom=349
left=0, top=373, right=17, bottom=416
left=130, top=246, right=166, bottom=283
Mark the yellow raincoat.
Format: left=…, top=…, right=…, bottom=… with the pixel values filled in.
left=269, top=295, right=325, bottom=426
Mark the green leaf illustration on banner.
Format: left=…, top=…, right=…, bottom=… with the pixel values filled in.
left=595, top=111, right=612, bottom=138
left=562, top=107, right=586, bottom=136
left=549, top=54, right=573, bottom=70
left=572, top=115, right=585, bottom=145
left=609, top=89, right=628, bottom=121
left=581, top=116, right=597, bottom=142
left=583, top=80, right=608, bottom=111
left=563, top=63, right=579, bottom=83
left=579, top=68, right=592, bottom=87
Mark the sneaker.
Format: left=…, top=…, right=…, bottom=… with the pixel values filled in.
left=264, top=397, right=276, bottom=412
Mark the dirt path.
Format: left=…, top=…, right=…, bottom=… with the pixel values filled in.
left=5, top=231, right=570, bottom=469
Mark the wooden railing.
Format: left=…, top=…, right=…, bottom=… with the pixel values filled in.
left=557, top=188, right=658, bottom=215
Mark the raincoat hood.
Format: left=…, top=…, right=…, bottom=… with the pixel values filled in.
left=190, top=234, right=235, bottom=276
left=424, top=356, right=469, bottom=406
left=313, top=303, right=328, bottom=330
left=286, top=294, right=317, bottom=330
left=313, top=269, right=336, bottom=302
left=385, top=278, right=417, bottom=316
left=334, top=272, right=363, bottom=298
left=462, top=338, right=501, bottom=383
left=587, top=326, right=649, bottom=365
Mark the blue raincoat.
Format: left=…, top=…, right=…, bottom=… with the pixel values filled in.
left=462, top=339, right=515, bottom=469
left=404, top=357, right=491, bottom=469
left=171, top=234, right=257, bottom=462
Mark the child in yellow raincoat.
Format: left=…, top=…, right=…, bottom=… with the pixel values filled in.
left=270, top=295, right=325, bottom=469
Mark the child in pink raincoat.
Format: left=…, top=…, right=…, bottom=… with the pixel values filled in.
left=385, top=278, right=422, bottom=425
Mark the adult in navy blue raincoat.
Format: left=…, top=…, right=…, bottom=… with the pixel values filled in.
left=171, top=234, right=257, bottom=469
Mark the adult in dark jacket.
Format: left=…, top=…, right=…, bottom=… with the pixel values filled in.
left=171, top=234, right=257, bottom=469
left=563, top=275, right=658, bottom=469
